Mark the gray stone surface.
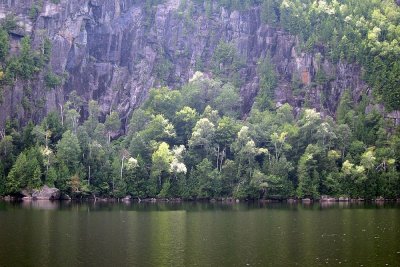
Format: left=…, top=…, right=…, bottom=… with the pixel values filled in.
left=32, top=185, right=61, bottom=200
left=0, top=0, right=397, bottom=128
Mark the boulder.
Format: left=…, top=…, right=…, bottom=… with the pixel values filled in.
left=32, top=185, right=61, bottom=200
left=122, top=195, right=132, bottom=202
left=351, top=198, right=364, bottom=202
left=60, top=193, right=71, bottom=200
left=20, top=189, right=31, bottom=198
left=321, top=195, right=337, bottom=202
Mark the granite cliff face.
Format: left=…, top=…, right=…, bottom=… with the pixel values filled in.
left=0, top=0, right=376, bottom=128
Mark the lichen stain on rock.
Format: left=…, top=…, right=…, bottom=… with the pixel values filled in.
left=301, top=69, right=311, bottom=86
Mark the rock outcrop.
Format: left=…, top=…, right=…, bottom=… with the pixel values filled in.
left=0, top=0, right=397, bottom=128
left=31, top=185, right=61, bottom=200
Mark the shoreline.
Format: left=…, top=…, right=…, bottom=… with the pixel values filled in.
left=2, top=195, right=400, bottom=203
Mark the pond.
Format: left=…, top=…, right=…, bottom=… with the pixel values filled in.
left=0, top=201, right=399, bottom=266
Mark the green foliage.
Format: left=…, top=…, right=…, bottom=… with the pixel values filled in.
left=105, top=111, right=121, bottom=144
left=261, top=0, right=280, bottom=25
left=254, top=53, right=277, bottom=110
left=44, top=71, right=62, bottom=89
left=4, top=36, right=47, bottom=82
left=0, top=29, right=9, bottom=62
left=1, top=0, right=400, bottom=200
left=174, top=106, right=199, bottom=144
left=336, top=90, right=353, bottom=124
left=214, top=83, right=241, bottom=118
left=56, top=130, right=81, bottom=175
left=278, top=0, right=400, bottom=110
left=154, top=57, right=173, bottom=84
left=192, top=159, right=220, bottom=198
left=212, top=41, right=243, bottom=85
left=151, top=142, right=173, bottom=193
left=144, top=87, right=183, bottom=120
left=296, top=144, right=322, bottom=198
left=5, top=147, right=43, bottom=194
left=1, top=14, right=19, bottom=33
left=29, top=2, right=42, bottom=21
left=189, top=117, right=216, bottom=158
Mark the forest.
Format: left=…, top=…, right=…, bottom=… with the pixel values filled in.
left=0, top=0, right=399, bottom=200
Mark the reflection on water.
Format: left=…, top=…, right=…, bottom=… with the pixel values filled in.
left=20, top=200, right=69, bottom=210
left=5, top=200, right=398, bottom=211
left=0, top=201, right=399, bottom=267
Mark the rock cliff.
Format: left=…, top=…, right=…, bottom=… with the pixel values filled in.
left=0, top=0, right=382, bottom=128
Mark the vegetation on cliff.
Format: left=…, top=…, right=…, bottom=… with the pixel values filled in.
left=1, top=71, right=399, bottom=199
left=0, top=0, right=399, bottom=199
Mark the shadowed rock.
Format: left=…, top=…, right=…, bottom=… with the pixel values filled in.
left=0, top=0, right=377, bottom=128
left=32, top=185, right=61, bottom=200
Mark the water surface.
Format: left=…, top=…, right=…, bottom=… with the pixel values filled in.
left=0, top=201, right=399, bottom=266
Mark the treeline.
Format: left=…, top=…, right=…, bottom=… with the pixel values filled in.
left=1, top=72, right=399, bottom=199
left=277, top=0, right=400, bottom=111
left=0, top=0, right=399, bottom=200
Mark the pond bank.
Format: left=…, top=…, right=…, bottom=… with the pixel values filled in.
left=2, top=195, right=400, bottom=203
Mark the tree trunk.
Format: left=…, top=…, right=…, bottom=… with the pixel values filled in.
left=120, top=157, right=124, bottom=181
left=216, top=145, right=220, bottom=171
left=59, top=104, right=64, bottom=126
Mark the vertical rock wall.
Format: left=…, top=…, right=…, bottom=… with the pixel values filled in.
left=0, top=0, right=375, bottom=128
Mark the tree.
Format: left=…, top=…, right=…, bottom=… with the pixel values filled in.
left=261, top=0, right=279, bottom=25
left=105, top=111, right=121, bottom=144
left=212, top=41, right=243, bottom=85
left=16, top=37, right=37, bottom=79
left=270, top=131, right=288, bottom=160
left=126, top=109, right=150, bottom=137
left=214, top=116, right=240, bottom=171
left=86, top=140, right=103, bottom=186
left=170, top=145, right=187, bottom=178
left=232, top=126, right=268, bottom=198
left=264, top=156, right=294, bottom=198
left=336, top=90, right=353, bottom=124
left=339, top=160, right=367, bottom=198
left=6, top=152, right=28, bottom=194
left=150, top=142, right=173, bottom=194
left=6, top=147, right=43, bottom=194
left=83, top=100, right=100, bottom=135
left=0, top=135, right=15, bottom=175
left=191, top=158, right=220, bottom=198
left=214, top=83, right=241, bottom=118
left=0, top=29, right=9, bottom=62
left=189, top=118, right=216, bottom=159
left=115, top=149, right=136, bottom=195
left=255, top=53, right=277, bottom=110
left=65, top=103, right=80, bottom=134
left=315, top=121, right=337, bottom=149
left=296, top=144, right=322, bottom=199
left=174, top=106, right=199, bottom=144
left=56, top=130, right=81, bottom=175
left=144, top=87, right=183, bottom=120
left=181, top=73, right=223, bottom=113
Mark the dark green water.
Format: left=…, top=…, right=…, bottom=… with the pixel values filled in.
left=0, top=201, right=399, bottom=267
